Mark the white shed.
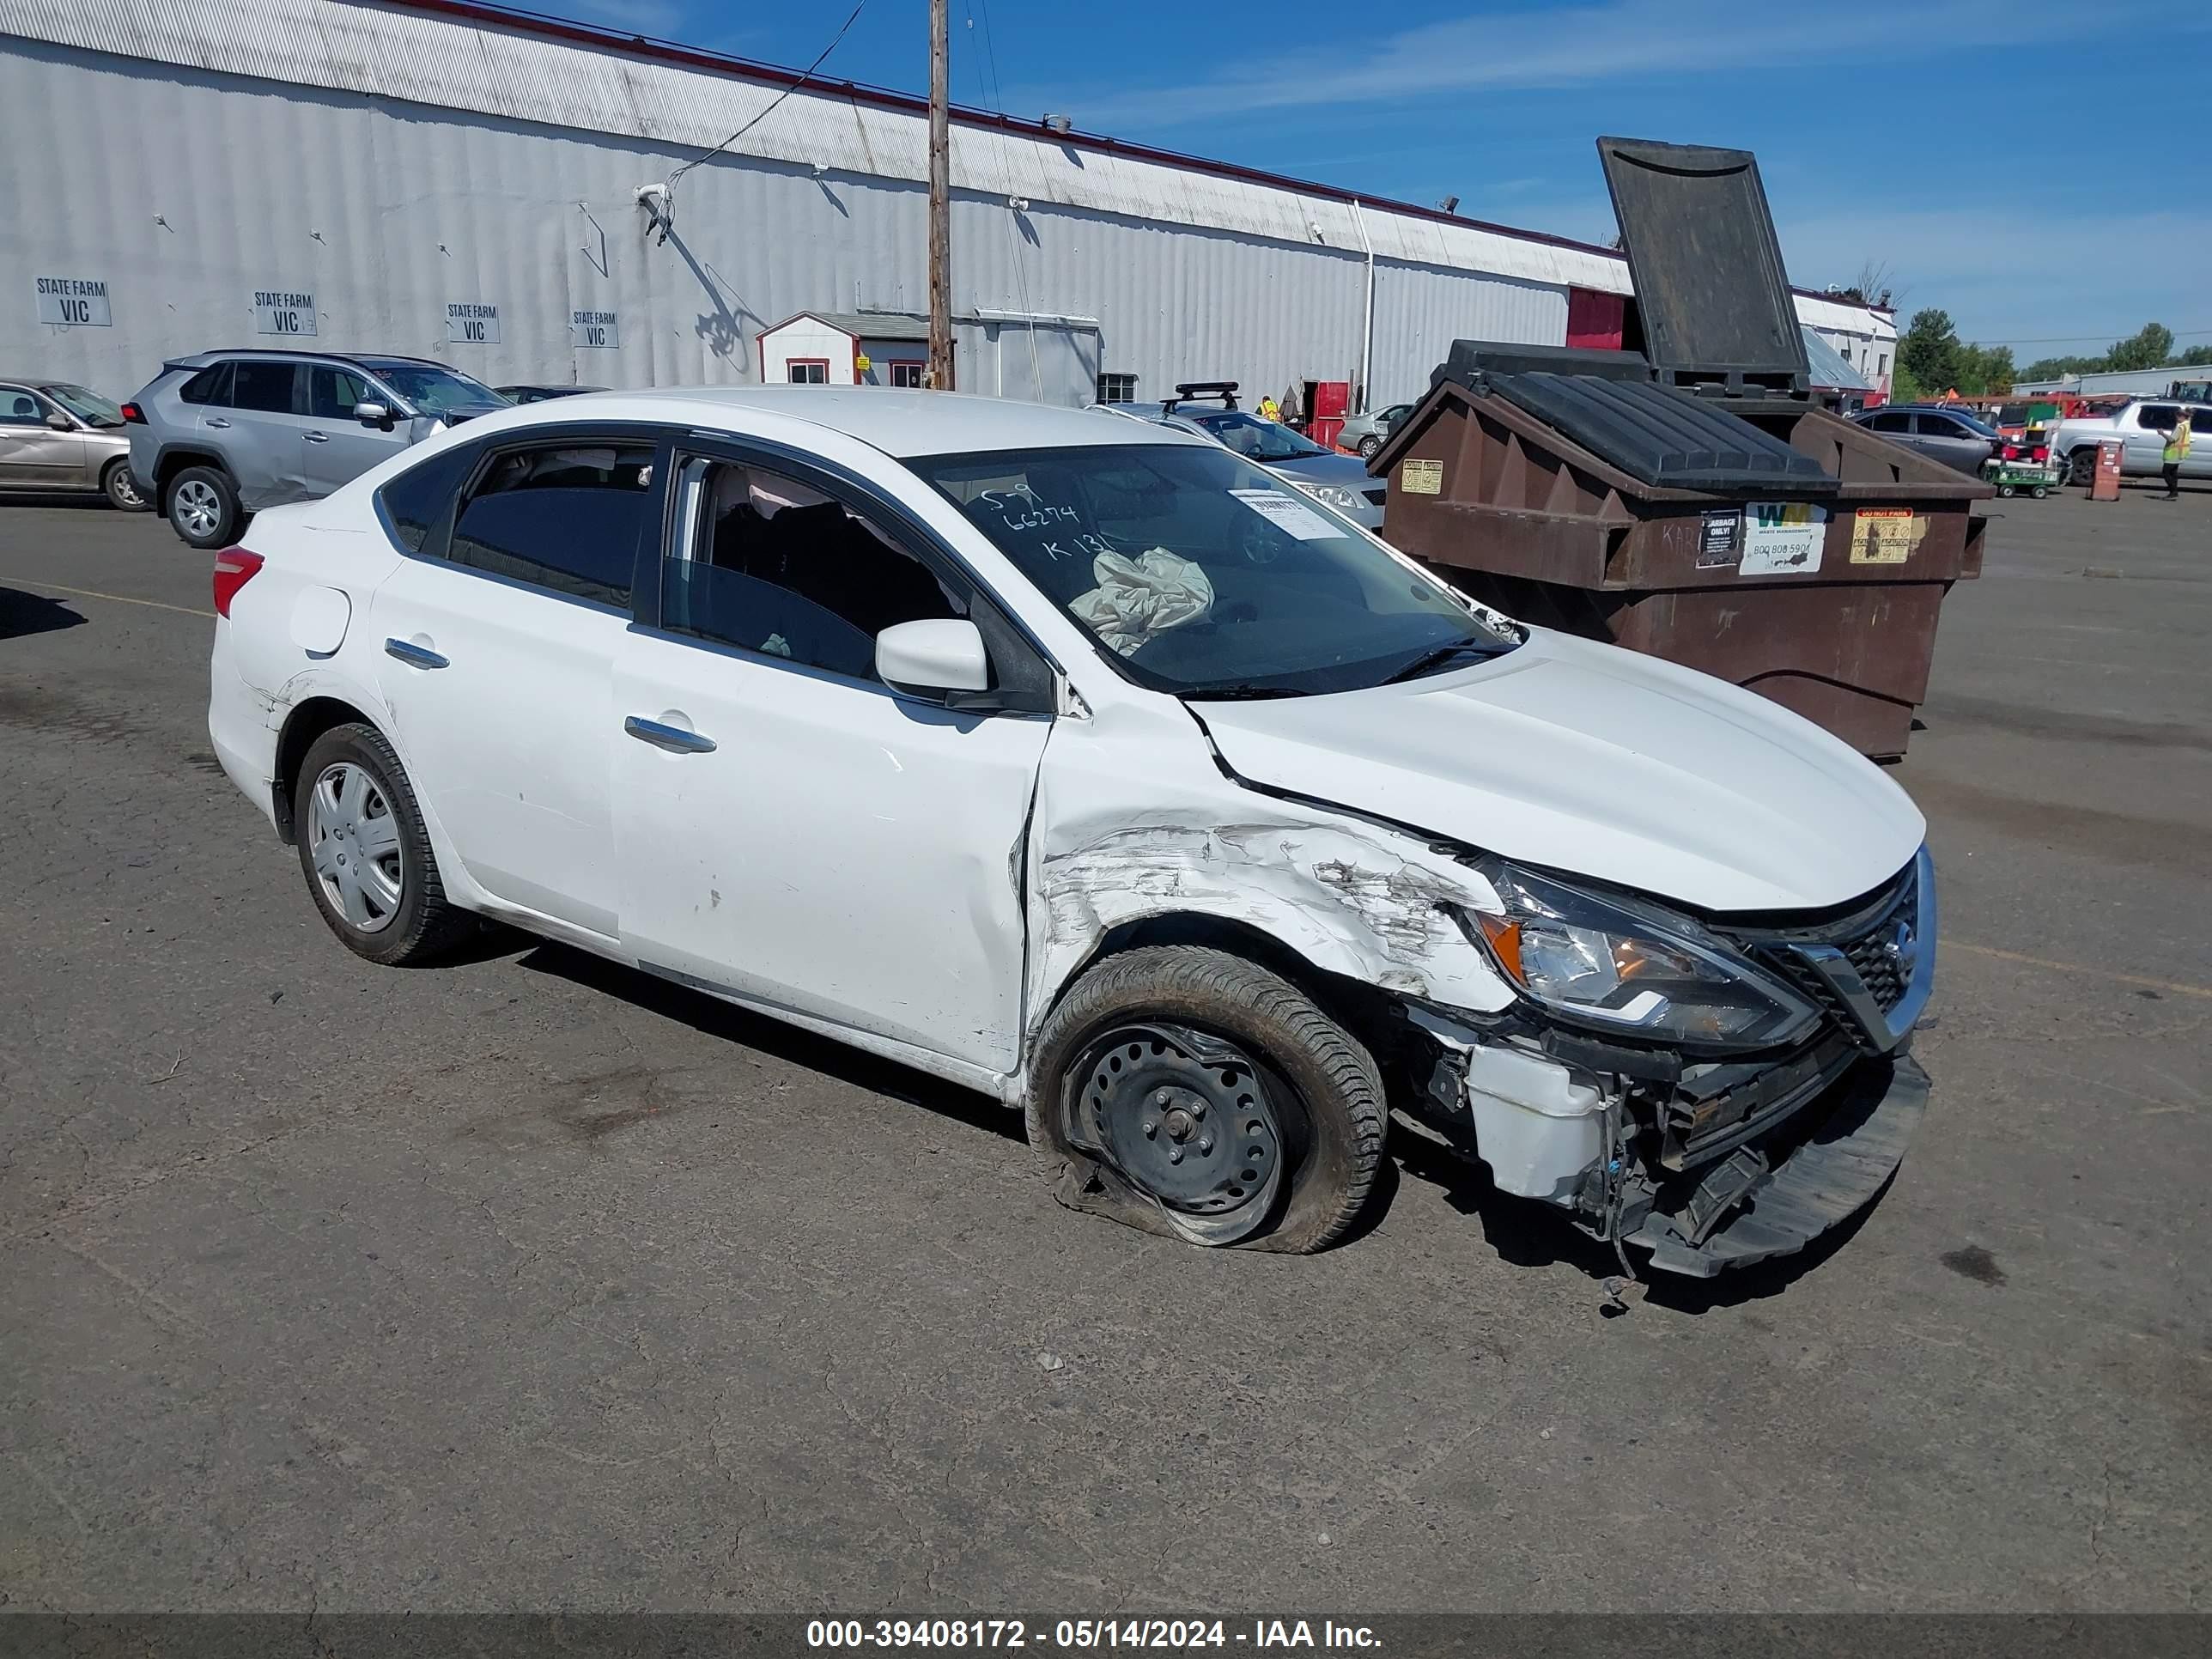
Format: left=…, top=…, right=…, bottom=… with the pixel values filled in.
left=757, top=311, right=932, bottom=388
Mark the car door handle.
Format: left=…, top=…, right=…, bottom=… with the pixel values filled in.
left=624, top=716, right=716, bottom=754
left=383, top=638, right=449, bottom=670
left=305, top=431, right=331, bottom=444
left=204, top=417, right=231, bottom=428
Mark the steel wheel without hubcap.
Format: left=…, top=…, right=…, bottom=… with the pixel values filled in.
left=172, top=477, right=222, bottom=538
left=307, top=761, right=405, bottom=933
left=1073, top=1022, right=1289, bottom=1245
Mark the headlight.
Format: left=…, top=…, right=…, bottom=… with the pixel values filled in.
left=1460, top=860, right=1820, bottom=1050
left=1291, top=481, right=1362, bottom=510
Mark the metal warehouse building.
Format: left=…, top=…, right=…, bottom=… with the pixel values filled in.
left=0, top=0, right=1893, bottom=411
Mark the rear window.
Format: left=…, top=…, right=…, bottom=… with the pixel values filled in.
left=375, top=441, right=479, bottom=554
left=447, top=443, right=653, bottom=608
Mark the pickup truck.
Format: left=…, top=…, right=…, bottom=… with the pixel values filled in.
left=2050, top=398, right=2212, bottom=485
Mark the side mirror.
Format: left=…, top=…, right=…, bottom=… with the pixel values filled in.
left=45, top=412, right=73, bottom=431
left=352, top=400, right=393, bottom=429
left=876, top=618, right=990, bottom=700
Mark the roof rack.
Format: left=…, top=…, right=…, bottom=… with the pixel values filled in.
left=1165, top=380, right=1238, bottom=412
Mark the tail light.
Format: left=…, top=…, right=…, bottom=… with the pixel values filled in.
left=2030, top=445, right=2049, bottom=463
left=119, top=401, right=145, bottom=424
left=2001, top=444, right=2020, bottom=460
left=211, top=547, right=264, bottom=618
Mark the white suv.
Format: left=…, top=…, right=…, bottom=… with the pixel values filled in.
left=204, top=388, right=1935, bottom=1279
left=2051, top=398, right=2212, bottom=485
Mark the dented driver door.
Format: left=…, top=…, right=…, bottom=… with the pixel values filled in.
left=610, top=452, right=1052, bottom=1076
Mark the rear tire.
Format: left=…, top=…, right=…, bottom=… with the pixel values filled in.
left=1026, top=945, right=1387, bottom=1254
left=293, top=723, right=474, bottom=967
left=100, top=459, right=149, bottom=512
left=1358, top=434, right=1383, bottom=459
left=167, top=465, right=240, bottom=549
left=2067, top=448, right=2095, bottom=488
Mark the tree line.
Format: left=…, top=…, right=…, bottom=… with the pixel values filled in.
left=1892, top=312, right=2211, bottom=401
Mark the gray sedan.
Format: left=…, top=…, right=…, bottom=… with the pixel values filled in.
left=0, top=380, right=145, bottom=508
left=1334, top=401, right=1413, bottom=459
left=1095, top=402, right=1386, bottom=529
left=1851, top=404, right=2002, bottom=476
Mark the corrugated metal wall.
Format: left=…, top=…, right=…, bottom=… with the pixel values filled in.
left=0, top=33, right=1571, bottom=405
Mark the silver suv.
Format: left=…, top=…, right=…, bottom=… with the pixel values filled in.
left=2049, top=399, right=2212, bottom=487
left=126, top=350, right=507, bottom=547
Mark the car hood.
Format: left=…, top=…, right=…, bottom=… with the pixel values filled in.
left=1264, top=452, right=1376, bottom=489
left=1194, top=629, right=1925, bottom=913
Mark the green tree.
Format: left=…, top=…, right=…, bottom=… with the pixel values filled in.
left=2176, top=344, right=2212, bottom=368
left=2106, top=322, right=2177, bottom=373
left=2021, top=352, right=2102, bottom=381
left=1897, top=308, right=1963, bottom=394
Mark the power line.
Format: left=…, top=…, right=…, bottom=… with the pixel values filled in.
left=666, top=3, right=866, bottom=191
left=1969, top=326, right=2212, bottom=346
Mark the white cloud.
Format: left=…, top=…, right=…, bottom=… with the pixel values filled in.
left=1052, top=1, right=2140, bottom=127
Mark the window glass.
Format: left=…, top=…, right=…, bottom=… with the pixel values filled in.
left=179, top=363, right=232, bottom=406
left=1097, top=372, right=1139, bottom=403
left=662, top=460, right=963, bottom=682
left=448, top=443, right=653, bottom=606
left=1915, top=415, right=1963, bottom=439
left=1181, top=409, right=1328, bottom=461
left=888, top=362, right=926, bottom=389
left=43, top=385, right=123, bottom=426
left=787, top=361, right=829, bottom=385
left=1868, top=410, right=1912, bottom=434
left=374, top=441, right=480, bottom=554
left=2137, top=404, right=2179, bottom=432
left=0, top=390, right=46, bottom=426
left=356, top=360, right=505, bottom=416
left=309, top=367, right=374, bottom=421
left=910, top=441, right=1516, bottom=698
left=231, top=361, right=299, bottom=415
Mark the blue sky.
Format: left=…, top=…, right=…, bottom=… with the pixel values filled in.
left=544, top=0, right=2208, bottom=359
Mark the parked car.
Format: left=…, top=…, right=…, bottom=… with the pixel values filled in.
left=0, top=379, right=147, bottom=508
left=126, top=349, right=509, bottom=549
left=1334, top=401, right=1413, bottom=459
left=204, top=387, right=1935, bottom=1278
left=1094, top=384, right=1386, bottom=529
left=496, top=384, right=607, bottom=404
left=2048, top=399, right=2212, bottom=486
left=1850, top=404, right=2002, bottom=475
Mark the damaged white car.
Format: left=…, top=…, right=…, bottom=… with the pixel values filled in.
left=207, top=388, right=1933, bottom=1276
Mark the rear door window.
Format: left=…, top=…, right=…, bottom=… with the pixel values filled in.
left=231, top=361, right=301, bottom=415
left=2136, top=404, right=2179, bottom=432
left=374, top=441, right=480, bottom=554
left=447, top=442, right=654, bottom=608
left=1914, top=414, right=1965, bottom=440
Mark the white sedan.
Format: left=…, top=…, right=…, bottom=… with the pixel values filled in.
left=208, top=388, right=1935, bottom=1273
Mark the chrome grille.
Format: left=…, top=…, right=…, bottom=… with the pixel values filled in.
left=1726, top=854, right=1931, bottom=1054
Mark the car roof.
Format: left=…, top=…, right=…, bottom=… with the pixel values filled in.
left=489, top=386, right=1212, bottom=459
left=164, top=348, right=454, bottom=371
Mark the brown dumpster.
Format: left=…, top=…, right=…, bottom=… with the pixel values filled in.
left=1372, top=137, right=1989, bottom=761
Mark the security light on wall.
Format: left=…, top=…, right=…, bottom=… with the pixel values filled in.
left=1437, top=195, right=1459, bottom=214
left=1007, top=196, right=1030, bottom=212
left=1042, top=113, right=1073, bottom=134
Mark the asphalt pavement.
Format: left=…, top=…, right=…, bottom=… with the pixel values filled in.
left=1, top=479, right=2207, bottom=1613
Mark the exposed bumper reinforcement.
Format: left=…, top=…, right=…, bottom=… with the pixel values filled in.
left=1626, top=1055, right=1929, bottom=1278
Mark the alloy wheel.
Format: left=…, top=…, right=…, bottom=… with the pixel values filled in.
left=306, top=762, right=405, bottom=933
left=173, top=478, right=222, bottom=538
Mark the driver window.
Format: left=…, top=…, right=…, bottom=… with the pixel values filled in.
left=310, top=367, right=374, bottom=421
left=662, top=459, right=965, bottom=682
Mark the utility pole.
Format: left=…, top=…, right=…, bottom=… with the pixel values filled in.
left=926, top=0, right=952, bottom=389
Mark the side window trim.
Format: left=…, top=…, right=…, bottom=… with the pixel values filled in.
left=663, top=433, right=1059, bottom=712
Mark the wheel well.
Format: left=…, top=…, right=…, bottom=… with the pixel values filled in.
left=1060, top=912, right=1407, bottom=1068
left=155, top=449, right=227, bottom=500
left=271, top=696, right=374, bottom=843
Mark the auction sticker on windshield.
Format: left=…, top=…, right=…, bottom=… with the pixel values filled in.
left=1740, top=502, right=1826, bottom=575
left=1230, top=488, right=1338, bottom=541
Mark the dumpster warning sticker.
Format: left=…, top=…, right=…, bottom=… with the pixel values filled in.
left=1697, top=509, right=1741, bottom=568
left=1850, top=508, right=1925, bottom=564
left=1740, top=502, right=1826, bottom=575
left=1400, top=459, right=1443, bottom=495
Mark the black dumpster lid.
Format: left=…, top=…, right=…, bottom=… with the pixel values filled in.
left=1486, top=371, right=1837, bottom=494
left=1598, top=137, right=1809, bottom=394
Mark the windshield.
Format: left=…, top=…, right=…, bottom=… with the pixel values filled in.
left=911, top=442, right=1518, bottom=698
left=41, top=384, right=122, bottom=426
left=358, top=361, right=507, bottom=416
left=1180, top=410, right=1328, bottom=463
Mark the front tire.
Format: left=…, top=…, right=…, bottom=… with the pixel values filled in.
left=293, top=723, right=472, bottom=966
left=101, top=459, right=149, bottom=512
left=1026, top=946, right=1387, bottom=1253
left=167, top=465, right=240, bottom=548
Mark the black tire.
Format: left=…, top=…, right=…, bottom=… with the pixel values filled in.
left=166, top=464, right=241, bottom=549
left=1997, top=483, right=2014, bottom=497
left=1025, top=945, right=1386, bottom=1254
left=2033, top=486, right=2049, bottom=499
left=292, top=722, right=474, bottom=967
left=100, top=458, right=149, bottom=512
left=1357, top=434, right=1382, bottom=459
left=2067, top=448, right=2095, bottom=488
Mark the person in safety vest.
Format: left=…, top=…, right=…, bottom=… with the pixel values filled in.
left=2162, top=410, right=2192, bottom=500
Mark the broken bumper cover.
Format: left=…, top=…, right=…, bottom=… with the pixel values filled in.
left=1626, top=1054, right=1929, bottom=1278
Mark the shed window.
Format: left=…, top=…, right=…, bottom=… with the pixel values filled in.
left=1097, top=373, right=1138, bottom=404
left=787, top=360, right=830, bottom=385
left=888, top=362, right=925, bottom=389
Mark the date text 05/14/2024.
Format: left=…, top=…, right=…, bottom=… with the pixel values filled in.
left=806, top=1620, right=1381, bottom=1650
